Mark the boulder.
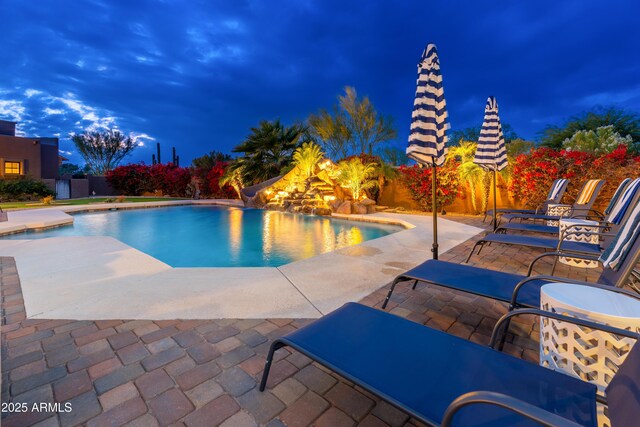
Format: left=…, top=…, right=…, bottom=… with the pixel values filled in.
left=330, top=199, right=343, bottom=211
left=352, top=202, right=368, bottom=215
left=312, top=207, right=332, bottom=216
left=360, top=198, right=375, bottom=206
left=366, top=205, right=377, bottom=214
left=335, top=201, right=352, bottom=214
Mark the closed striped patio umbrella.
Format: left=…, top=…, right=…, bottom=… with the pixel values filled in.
left=474, top=96, right=508, bottom=231
left=406, top=43, right=449, bottom=259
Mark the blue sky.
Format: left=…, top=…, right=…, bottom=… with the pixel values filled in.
left=1, top=0, right=639, bottom=165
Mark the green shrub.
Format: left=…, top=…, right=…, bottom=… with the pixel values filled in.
left=0, top=177, right=55, bottom=201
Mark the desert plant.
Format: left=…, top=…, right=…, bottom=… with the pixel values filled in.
left=292, top=142, right=324, bottom=178
left=41, top=195, right=54, bottom=205
left=334, top=157, right=379, bottom=200
left=71, top=129, right=138, bottom=175
left=562, top=125, right=633, bottom=154
left=540, top=106, right=640, bottom=152
left=309, top=86, right=397, bottom=158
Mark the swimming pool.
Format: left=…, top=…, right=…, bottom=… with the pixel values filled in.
left=2, top=206, right=403, bottom=267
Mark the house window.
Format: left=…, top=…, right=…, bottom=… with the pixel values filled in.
left=4, top=161, right=21, bottom=175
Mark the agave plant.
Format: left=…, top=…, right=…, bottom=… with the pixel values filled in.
left=335, top=157, right=379, bottom=200
left=292, top=142, right=324, bottom=178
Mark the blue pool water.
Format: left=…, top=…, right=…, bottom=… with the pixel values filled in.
left=2, top=206, right=402, bottom=267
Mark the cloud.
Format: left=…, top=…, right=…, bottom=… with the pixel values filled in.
left=130, top=132, right=155, bottom=147
left=25, top=89, right=43, bottom=98
left=0, top=99, right=25, bottom=122
left=44, top=107, right=64, bottom=115
left=0, top=87, right=154, bottom=160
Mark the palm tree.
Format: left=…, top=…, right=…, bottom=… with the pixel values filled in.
left=448, top=141, right=486, bottom=213
left=292, top=142, right=324, bottom=178
left=220, top=164, right=245, bottom=199
left=232, top=120, right=306, bottom=185
left=335, top=157, right=379, bottom=200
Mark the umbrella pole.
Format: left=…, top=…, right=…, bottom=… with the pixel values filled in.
left=492, top=168, right=498, bottom=231
left=432, top=160, right=438, bottom=259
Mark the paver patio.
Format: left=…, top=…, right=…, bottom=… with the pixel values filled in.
left=1, top=215, right=609, bottom=426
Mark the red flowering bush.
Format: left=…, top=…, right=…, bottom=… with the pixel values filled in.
left=149, top=163, right=192, bottom=197
left=205, top=163, right=237, bottom=198
left=106, top=164, right=152, bottom=196
left=508, top=144, right=640, bottom=210
left=399, top=160, right=462, bottom=212
left=107, top=163, right=192, bottom=197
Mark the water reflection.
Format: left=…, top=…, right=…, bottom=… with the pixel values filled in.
left=228, top=208, right=243, bottom=263
left=261, top=211, right=368, bottom=262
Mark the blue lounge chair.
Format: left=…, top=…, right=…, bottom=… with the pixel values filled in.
left=500, top=179, right=605, bottom=224
left=496, top=178, right=635, bottom=236
left=466, top=183, right=640, bottom=263
left=260, top=302, right=639, bottom=426
left=381, top=198, right=640, bottom=310
left=484, top=178, right=569, bottom=222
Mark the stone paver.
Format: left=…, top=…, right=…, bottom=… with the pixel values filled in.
left=1, top=214, right=618, bottom=426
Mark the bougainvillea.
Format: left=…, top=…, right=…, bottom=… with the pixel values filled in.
left=107, top=163, right=192, bottom=197
left=106, top=163, right=152, bottom=196
left=508, top=144, right=640, bottom=210
left=149, top=163, right=192, bottom=197
left=399, top=160, right=462, bottom=212
left=205, top=163, right=237, bottom=198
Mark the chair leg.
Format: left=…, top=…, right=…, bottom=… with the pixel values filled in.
left=498, top=317, right=512, bottom=351
left=259, top=340, right=286, bottom=391
left=382, top=277, right=405, bottom=309
left=482, top=212, right=488, bottom=223
left=551, top=256, right=559, bottom=275
left=465, top=242, right=483, bottom=263
left=411, top=279, right=419, bottom=290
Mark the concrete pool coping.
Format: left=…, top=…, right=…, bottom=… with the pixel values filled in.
left=0, top=200, right=483, bottom=319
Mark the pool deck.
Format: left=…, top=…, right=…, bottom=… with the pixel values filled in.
left=0, top=201, right=482, bottom=319
left=0, top=215, right=605, bottom=427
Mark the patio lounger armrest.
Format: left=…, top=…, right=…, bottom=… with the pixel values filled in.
left=511, top=276, right=640, bottom=307
left=441, top=391, right=584, bottom=427
left=490, top=308, right=640, bottom=350
left=527, top=252, right=600, bottom=276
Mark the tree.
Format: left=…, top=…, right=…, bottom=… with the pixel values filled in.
left=450, top=123, right=520, bottom=146
left=506, top=138, right=535, bottom=158
left=71, top=129, right=138, bottom=175
left=309, top=86, right=397, bottom=159
left=59, top=162, right=90, bottom=176
left=191, top=151, right=231, bottom=171
left=292, top=142, right=324, bottom=178
left=334, top=157, right=379, bottom=200
left=447, top=141, right=487, bottom=214
left=229, top=120, right=306, bottom=185
left=540, top=106, right=640, bottom=151
left=562, top=125, right=634, bottom=154
left=378, top=146, right=408, bottom=166
left=308, top=108, right=352, bottom=160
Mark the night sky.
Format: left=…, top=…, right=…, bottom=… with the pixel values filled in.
left=1, top=0, right=639, bottom=166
